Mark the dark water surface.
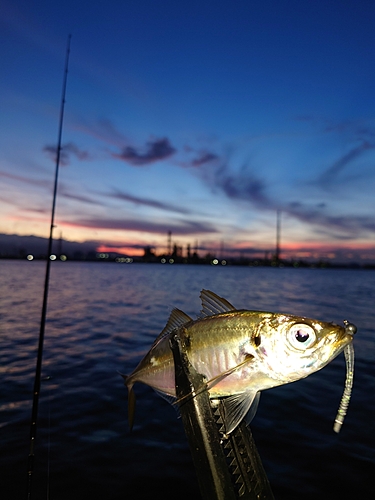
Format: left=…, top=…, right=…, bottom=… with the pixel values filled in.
left=1, top=260, right=374, bottom=499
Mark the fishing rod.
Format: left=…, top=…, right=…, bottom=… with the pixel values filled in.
left=27, top=34, right=72, bottom=500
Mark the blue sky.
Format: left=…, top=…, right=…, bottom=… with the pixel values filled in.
left=1, top=0, right=375, bottom=261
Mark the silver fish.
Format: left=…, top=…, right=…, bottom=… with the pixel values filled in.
left=123, top=290, right=356, bottom=435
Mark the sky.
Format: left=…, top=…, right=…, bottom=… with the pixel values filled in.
left=1, top=0, right=375, bottom=262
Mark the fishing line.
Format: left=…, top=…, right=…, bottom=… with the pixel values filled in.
left=27, top=35, right=71, bottom=500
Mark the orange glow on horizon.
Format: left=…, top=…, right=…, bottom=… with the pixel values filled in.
left=2, top=224, right=375, bottom=262
left=280, top=241, right=375, bottom=251
left=96, top=245, right=144, bottom=257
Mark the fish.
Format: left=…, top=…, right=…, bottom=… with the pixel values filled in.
left=123, top=289, right=356, bottom=435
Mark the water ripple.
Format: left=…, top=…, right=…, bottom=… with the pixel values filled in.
left=0, top=261, right=374, bottom=500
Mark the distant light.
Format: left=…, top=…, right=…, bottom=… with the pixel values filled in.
left=221, top=260, right=227, bottom=265
left=115, top=257, right=133, bottom=263
left=98, top=253, right=109, bottom=259
left=161, top=258, right=166, bottom=264
left=50, top=254, right=57, bottom=261
left=212, top=259, right=219, bottom=265
left=60, top=254, right=67, bottom=261
left=26, top=254, right=34, bottom=261
left=169, top=258, right=174, bottom=264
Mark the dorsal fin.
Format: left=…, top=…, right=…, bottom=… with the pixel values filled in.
left=151, top=308, right=192, bottom=348
left=200, top=289, right=237, bottom=317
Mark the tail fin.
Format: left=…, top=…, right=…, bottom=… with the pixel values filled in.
left=120, top=373, right=136, bottom=431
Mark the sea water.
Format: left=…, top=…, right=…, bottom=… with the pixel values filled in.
left=0, top=260, right=374, bottom=499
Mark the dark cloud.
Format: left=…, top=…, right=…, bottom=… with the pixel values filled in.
left=67, top=217, right=218, bottom=236
left=294, top=116, right=375, bottom=144
left=43, top=142, right=90, bottom=166
left=97, top=118, right=129, bottom=146
left=322, top=119, right=375, bottom=139
left=208, top=162, right=273, bottom=209
left=191, top=152, right=219, bottom=167
left=106, top=188, right=191, bottom=214
left=195, top=158, right=375, bottom=240
left=316, top=141, right=375, bottom=189
left=323, top=120, right=353, bottom=134
left=0, top=170, right=52, bottom=190
left=74, top=118, right=128, bottom=148
left=58, top=188, right=106, bottom=206
left=112, top=137, right=176, bottom=166
left=285, top=202, right=375, bottom=239
left=0, top=170, right=106, bottom=207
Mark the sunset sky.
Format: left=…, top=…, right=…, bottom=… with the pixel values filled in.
left=1, top=1, right=375, bottom=262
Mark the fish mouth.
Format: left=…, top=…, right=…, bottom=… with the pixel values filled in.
left=343, top=320, right=357, bottom=337
left=341, top=320, right=357, bottom=345
left=330, top=320, right=356, bottom=355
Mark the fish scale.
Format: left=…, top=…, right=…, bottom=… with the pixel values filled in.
left=123, top=289, right=356, bottom=435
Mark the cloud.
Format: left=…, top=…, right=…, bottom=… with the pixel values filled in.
left=58, top=187, right=106, bottom=206
left=201, top=160, right=274, bottom=210
left=43, top=142, right=91, bottom=166
left=192, top=156, right=375, bottom=241
left=177, top=148, right=220, bottom=169
left=106, top=188, right=192, bottom=214
left=73, top=117, right=128, bottom=148
left=96, top=118, right=129, bottom=146
left=315, top=141, right=375, bottom=189
left=218, top=167, right=270, bottom=208
left=0, top=170, right=108, bottom=208
left=190, top=152, right=219, bottom=167
left=284, top=201, right=375, bottom=239
left=75, top=119, right=176, bottom=165
left=66, top=217, right=218, bottom=236
left=0, top=170, right=52, bottom=190
left=322, top=119, right=375, bottom=139
left=112, top=137, right=176, bottom=165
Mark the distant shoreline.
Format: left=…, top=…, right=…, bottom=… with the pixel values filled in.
left=1, top=255, right=374, bottom=270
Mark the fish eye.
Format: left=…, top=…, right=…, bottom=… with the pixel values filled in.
left=287, top=324, right=317, bottom=350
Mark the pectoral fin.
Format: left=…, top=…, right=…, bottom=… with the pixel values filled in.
left=221, top=390, right=261, bottom=435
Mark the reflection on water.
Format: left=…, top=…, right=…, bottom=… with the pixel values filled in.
left=0, top=260, right=374, bottom=499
